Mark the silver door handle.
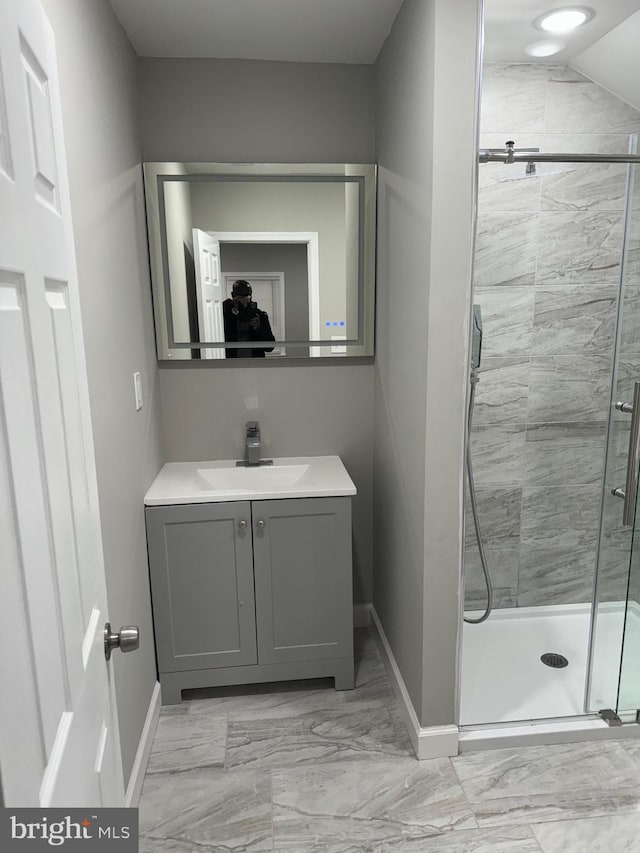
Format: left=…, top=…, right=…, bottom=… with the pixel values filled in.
left=104, top=622, right=140, bottom=661
left=612, top=381, right=640, bottom=527
left=256, top=520, right=265, bottom=529
left=238, top=520, right=247, bottom=530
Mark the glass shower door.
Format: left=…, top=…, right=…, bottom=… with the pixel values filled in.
left=587, top=153, right=640, bottom=718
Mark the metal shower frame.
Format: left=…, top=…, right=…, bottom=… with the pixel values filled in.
left=479, top=140, right=640, bottom=166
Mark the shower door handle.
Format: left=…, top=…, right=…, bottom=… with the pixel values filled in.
left=612, top=381, right=640, bottom=527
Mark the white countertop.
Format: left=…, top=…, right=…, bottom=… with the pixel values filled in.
left=144, top=455, right=357, bottom=505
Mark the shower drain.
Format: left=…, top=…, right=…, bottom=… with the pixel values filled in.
left=541, top=653, right=569, bottom=669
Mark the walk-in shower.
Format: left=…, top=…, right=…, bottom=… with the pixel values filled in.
left=460, top=62, right=640, bottom=748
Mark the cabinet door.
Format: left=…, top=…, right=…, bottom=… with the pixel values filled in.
left=252, top=498, right=353, bottom=665
left=146, top=502, right=257, bottom=672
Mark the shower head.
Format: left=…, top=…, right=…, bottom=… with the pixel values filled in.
left=471, top=304, right=482, bottom=371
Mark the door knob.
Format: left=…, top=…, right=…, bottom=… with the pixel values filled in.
left=238, top=520, right=247, bottom=530
left=256, top=520, right=265, bottom=529
left=104, top=622, right=140, bottom=661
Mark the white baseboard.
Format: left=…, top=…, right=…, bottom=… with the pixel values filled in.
left=370, top=606, right=458, bottom=760
left=353, top=603, right=371, bottom=628
left=125, top=681, right=161, bottom=807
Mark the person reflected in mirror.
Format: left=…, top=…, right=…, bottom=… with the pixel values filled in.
left=223, top=280, right=276, bottom=358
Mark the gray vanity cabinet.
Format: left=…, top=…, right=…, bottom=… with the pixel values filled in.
left=252, top=498, right=353, bottom=665
left=145, top=496, right=354, bottom=704
left=145, top=501, right=258, bottom=674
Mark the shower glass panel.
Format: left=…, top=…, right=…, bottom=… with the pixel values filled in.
left=462, top=149, right=627, bottom=726
left=466, top=149, right=631, bottom=620
left=587, top=155, right=640, bottom=717
left=462, top=116, right=640, bottom=726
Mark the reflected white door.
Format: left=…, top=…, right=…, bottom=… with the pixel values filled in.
left=0, top=0, right=124, bottom=806
left=193, top=228, right=224, bottom=359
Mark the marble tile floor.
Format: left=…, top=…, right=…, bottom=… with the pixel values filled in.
left=138, top=628, right=640, bottom=852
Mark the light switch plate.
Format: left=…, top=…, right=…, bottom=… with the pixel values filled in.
left=133, top=371, right=143, bottom=411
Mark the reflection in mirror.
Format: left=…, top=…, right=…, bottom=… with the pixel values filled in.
left=143, top=164, right=376, bottom=360
left=222, top=277, right=276, bottom=359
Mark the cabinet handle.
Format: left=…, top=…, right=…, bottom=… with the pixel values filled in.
left=256, top=520, right=265, bottom=529
left=238, top=520, right=247, bottom=530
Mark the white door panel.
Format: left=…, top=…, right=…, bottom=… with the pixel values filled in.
left=0, top=0, right=124, bottom=807
left=193, top=228, right=224, bottom=359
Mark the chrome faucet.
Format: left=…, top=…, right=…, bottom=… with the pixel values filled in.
left=244, top=421, right=261, bottom=466
left=235, top=420, right=273, bottom=467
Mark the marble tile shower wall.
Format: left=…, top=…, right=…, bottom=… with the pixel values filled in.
left=465, top=63, right=640, bottom=610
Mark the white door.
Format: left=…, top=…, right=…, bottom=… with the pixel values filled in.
left=192, top=228, right=224, bottom=359
left=0, top=0, right=125, bottom=806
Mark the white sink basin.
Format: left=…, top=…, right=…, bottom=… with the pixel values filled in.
left=145, top=456, right=356, bottom=504
left=196, top=463, right=311, bottom=492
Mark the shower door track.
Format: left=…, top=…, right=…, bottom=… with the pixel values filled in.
left=458, top=713, right=640, bottom=753
left=459, top=710, right=640, bottom=734
left=459, top=713, right=603, bottom=732
left=479, top=150, right=640, bottom=165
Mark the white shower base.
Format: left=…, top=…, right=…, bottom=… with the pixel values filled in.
left=458, top=602, right=640, bottom=750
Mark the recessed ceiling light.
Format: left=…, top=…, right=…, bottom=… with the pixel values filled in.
left=524, top=39, right=567, bottom=57
left=536, top=7, right=594, bottom=34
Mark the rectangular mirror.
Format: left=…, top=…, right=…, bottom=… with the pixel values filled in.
left=143, top=163, right=376, bottom=360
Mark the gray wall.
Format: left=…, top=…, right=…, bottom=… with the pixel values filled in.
left=139, top=58, right=375, bottom=164
left=41, top=0, right=164, bottom=787
left=139, top=57, right=376, bottom=604
left=374, top=0, right=478, bottom=727
left=467, top=63, right=640, bottom=610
